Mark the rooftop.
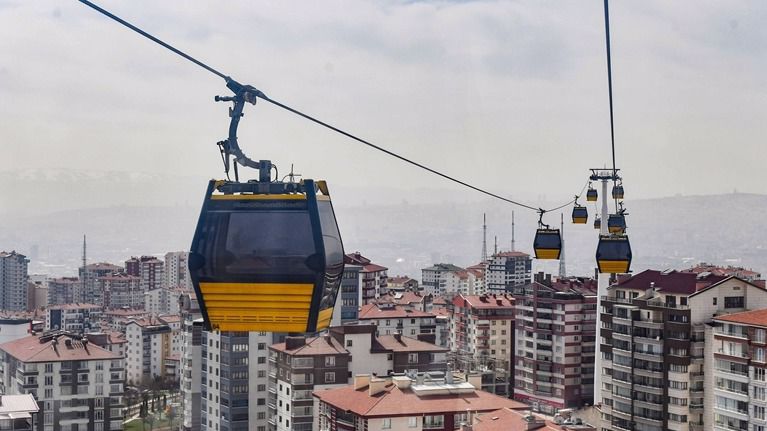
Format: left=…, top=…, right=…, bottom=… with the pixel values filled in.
left=453, top=294, right=514, bottom=309
left=0, top=332, right=121, bottom=363
left=314, top=375, right=526, bottom=417
left=0, top=394, right=39, bottom=419
left=375, top=335, right=448, bottom=353
left=358, top=304, right=435, bottom=320
left=714, top=308, right=767, bottom=328
left=473, top=407, right=595, bottom=431
left=47, top=303, right=101, bottom=311
left=492, top=251, right=530, bottom=258
left=422, top=263, right=464, bottom=272
left=270, top=334, right=348, bottom=356
left=611, top=269, right=726, bottom=295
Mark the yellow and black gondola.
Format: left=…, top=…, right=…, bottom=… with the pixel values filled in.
left=596, top=234, right=632, bottom=273
left=586, top=187, right=598, bottom=202
left=189, top=179, right=344, bottom=333
left=607, top=213, right=626, bottom=234
left=572, top=205, right=588, bottom=224
left=534, top=228, right=562, bottom=260
left=593, top=217, right=601, bottom=230
left=612, top=184, right=624, bottom=200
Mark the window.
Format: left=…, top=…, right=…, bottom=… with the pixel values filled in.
left=382, top=418, right=391, bottom=429
left=45, top=363, right=53, bottom=373
left=423, top=415, right=444, bottom=429
left=325, top=356, right=335, bottom=367
left=757, top=329, right=767, bottom=343
left=408, top=417, right=418, bottom=428
left=258, top=343, right=266, bottom=350
left=408, top=353, right=418, bottom=364
left=325, top=372, right=335, bottom=383
left=756, top=348, right=766, bottom=363
left=346, top=339, right=353, bottom=347
left=713, top=297, right=717, bottom=305
left=724, top=296, right=745, bottom=309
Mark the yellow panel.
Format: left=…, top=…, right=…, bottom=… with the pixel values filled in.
left=200, top=282, right=315, bottom=332
left=598, top=260, right=630, bottom=274
left=535, top=249, right=561, bottom=260
left=608, top=226, right=625, bottom=234
left=586, top=197, right=597, bottom=202
left=572, top=217, right=587, bottom=224
left=210, top=194, right=306, bottom=201
left=316, top=308, right=334, bottom=331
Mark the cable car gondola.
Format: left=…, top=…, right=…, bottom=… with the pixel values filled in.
left=596, top=234, right=632, bottom=273
left=607, top=213, right=626, bottom=234
left=533, top=212, right=561, bottom=259
left=612, top=183, right=624, bottom=200
left=593, top=217, right=601, bottom=230
left=586, top=186, right=598, bottom=202
left=188, top=82, right=344, bottom=333
left=571, top=197, right=588, bottom=224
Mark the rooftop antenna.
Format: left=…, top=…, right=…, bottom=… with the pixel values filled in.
left=494, top=236, right=498, bottom=255
left=559, top=213, right=566, bottom=278
left=81, top=235, right=87, bottom=303
left=481, top=213, right=488, bottom=263
left=511, top=211, right=516, bottom=252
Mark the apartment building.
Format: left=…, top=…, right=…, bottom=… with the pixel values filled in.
left=387, top=276, right=419, bottom=292
left=486, top=251, right=531, bottom=293
left=328, top=323, right=448, bottom=377
left=200, top=331, right=274, bottom=431
left=449, top=294, right=515, bottom=396
left=0, top=252, right=29, bottom=312
left=358, top=303, right=440, bottom=345
left=0, top=331, right=125, bottom=431
left=684, top=263, right=762, bottom=282
left=99, top=273, right=142, bottom=309
left=164, top=251, right=193, bottom=290
left=144, top=287, right=185, bottom=315
left=421, top=263, right=464, bottom=296
left=45, top=303, right=102, bottom=334
left=511, top=278, right=597, bottom=413
left=125, top=318, right=172, bottom=386
left=599, top=270, right=767, bottom=431
left=79, top=263, right=122, bottom=304
left=706, top=308, right=767, bottom=431
left=268, top=335, right=350, bottom=431
left=125, top=256, right=164, bottom=291
left=47, top=277, right=79, bottom=306
left=178, top=293, right=202, bottom=431
left=345, top=253, right=388, bottom=304
left=314, top=373, right=527, bottom=431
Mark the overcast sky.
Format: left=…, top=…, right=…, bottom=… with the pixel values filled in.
left=1, top=0, right=765, bottom=209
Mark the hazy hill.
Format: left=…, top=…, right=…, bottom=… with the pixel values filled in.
left=1, top=169, right=764, bottom=278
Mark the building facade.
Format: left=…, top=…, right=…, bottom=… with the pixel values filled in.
left=164, top=251, right=193, bottom=290
left=45, top=303, right=102, bottom=334
left=358, top=303, right=440, bottom=345
left=486, top=251, right=531, bottom=293
left=599, top=271, right=767, bottom=431
left=421, top=263, right=464, bottom=296
left=125, top=318, right=172, bottom=386
left=512, top=279, right=597, bottom=413
left=0, top=331, right=125, bottom=431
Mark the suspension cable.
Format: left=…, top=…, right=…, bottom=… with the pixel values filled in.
left=77, top=0, right=582, bottom=214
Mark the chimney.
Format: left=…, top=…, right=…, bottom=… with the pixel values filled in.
left=467, top=373, right=482, bottom=390
left=354, top=374, right=371, bottom=390
left=368, top=377, right=387, bottom=396
left=392, top=375, right=411, bottom=389
left=285, top=337, right=306, bottom=350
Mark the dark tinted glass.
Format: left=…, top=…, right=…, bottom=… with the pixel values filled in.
left=195, top=205, right=317, bottom=279
left=608, top=215, right=626, bottom=228
left=572, top=207, right=588, bottom=218
left=317, top=200, right=344, bottom=309
left=596, top=237, right=632, bottom=260
left=534, top=230, right=561, bottom=249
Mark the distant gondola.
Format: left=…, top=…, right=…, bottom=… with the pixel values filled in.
left=533, top=228, right=562, bottom=260
left=612, top=184, right=624, bottom=200
left=594, top=217, right=601, bottom=230
left=586, top=187, right=598, bottom=202
left=607, top=213, right=626, bottom=234
left=572, top=205, right=588, bottom=224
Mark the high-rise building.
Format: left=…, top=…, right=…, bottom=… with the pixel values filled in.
left=387, top=276, right=419, bottom=292
left=79, top=262, right=122, bottom=304
left=486, top=251, right=531, bottom=293
left=345, top=252, right=389, bottom=304
left=511, top=277, right=597, bottom=413
left=201, top=331, right=275, bottom=431
left=358, top=303, right=440, bottom=345
left=449, top=293, right=515, bottom=396
left=706, top=308, right=767, bottom=431
left=125, top=256, right=164, bottom=291
left=164, top=251, right=193, bottom=290
left=99, top=273, right=142, bottom=309
left=47, top=277, right=79, bottom=306
left=45, top=303, right=102, bottom=334
left=0, top=331, right=125, bottom=431
left=599, top=270, right=767, bottom=431
left=0, top=251, right=29, bottom=311
left=179, top=294, right=202, bottom=431
left=421, top=263, right=464, bottom=296
left=125, top=317, right=172, bottom=386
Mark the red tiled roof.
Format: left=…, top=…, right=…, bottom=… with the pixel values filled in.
left=452, top=294, right=514, bottom=309
left=714, top=309, right=767, bottom=327
left=388, top=276, right=415, bottom=284
left=363, top=263, right=388, bottom=273
left=358, top=304, right=435, bottom=320
left=493, top=251, right=529, bottom=258
left=47, top=303, right=101, bottom=311
left=473, top=408, right=592, bottom=431
left=432, top=306, right=450, bottom=318
left=375, top=335, right=448, bottom=353
left=270, top=335, right=349, bottom=356
left=612, top=270, right=725, bottom=295
left=314, top=383, right=526, bottom=417
left=0, top=333, right=121, bottom=363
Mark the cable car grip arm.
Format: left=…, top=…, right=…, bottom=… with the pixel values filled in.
left=215, top=78, right=270, bottom=176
